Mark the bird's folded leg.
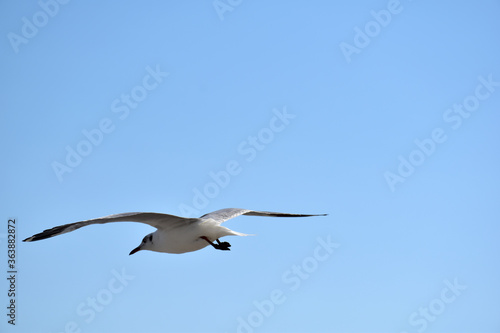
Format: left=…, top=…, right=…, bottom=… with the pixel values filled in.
left=200, top=236, right=231, bottom=251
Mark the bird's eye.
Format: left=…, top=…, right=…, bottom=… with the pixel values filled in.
left=148, top=235, right=153, bottom=242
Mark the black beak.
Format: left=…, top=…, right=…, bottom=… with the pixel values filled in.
left=129, top=245, right=141, bottom=255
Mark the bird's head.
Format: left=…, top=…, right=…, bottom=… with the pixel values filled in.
left=129, top=233, right=154, bottom=255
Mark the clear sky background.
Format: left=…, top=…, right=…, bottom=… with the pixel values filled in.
left=1, top=1, right=499, bottom=333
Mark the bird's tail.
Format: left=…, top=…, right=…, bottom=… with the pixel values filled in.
left=223, top=227, right=254, bottom=237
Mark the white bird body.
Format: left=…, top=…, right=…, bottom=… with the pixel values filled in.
left=23, top=208, right=326, bottom=254
left=151, top=219, right=246, bottom=254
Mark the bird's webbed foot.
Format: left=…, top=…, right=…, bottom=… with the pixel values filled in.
left=215, top=239, right=231, bottom=251
left=200, top=236, right=231, bottom=251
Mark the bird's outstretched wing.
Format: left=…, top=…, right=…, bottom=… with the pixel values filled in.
left=200, top=208, right=327, bottom=225
left=23, top=212, right=198, bottom=242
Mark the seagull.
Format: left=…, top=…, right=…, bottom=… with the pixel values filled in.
left=23, top=208, right=327, bottom=254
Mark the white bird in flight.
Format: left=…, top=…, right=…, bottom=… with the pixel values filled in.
left=23, top=208, right=327, bottom=254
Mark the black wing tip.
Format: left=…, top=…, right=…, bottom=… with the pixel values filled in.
left=23, top=234, right=44, bottom=242
left=271, top=213, right=328, bottom=217
left=23, top=230, right=60, bottom=242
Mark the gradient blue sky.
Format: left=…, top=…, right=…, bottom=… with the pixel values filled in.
left=1, top=1, right=500, bottom=332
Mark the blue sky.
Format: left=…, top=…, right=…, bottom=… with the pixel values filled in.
left=1, top=1, right=499, bottom=332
